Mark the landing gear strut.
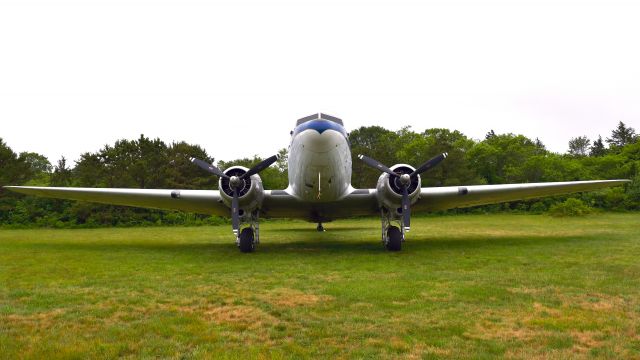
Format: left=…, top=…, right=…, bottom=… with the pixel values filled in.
left=236, top=210, right=260, bottom=253
left=380, top=207, right=405, bottom=251
left=317, top=223, right=325, bottom=232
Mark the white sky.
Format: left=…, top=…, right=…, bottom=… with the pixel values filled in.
left=1, top=0, right=639, bottom=165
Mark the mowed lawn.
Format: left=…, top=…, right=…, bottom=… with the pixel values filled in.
left=1, top=214, right=640, bottom=359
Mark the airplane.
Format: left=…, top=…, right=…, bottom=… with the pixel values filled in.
left=4, top=113, right=630, bottom=252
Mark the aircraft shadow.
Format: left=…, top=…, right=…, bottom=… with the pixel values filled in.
left=24, top=232, right=600, bottom=257
left=273, top=226, right=373, bottom=233
left=258, top=233, right=598, bottom=254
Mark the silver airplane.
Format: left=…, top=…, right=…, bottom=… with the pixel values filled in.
left=5, top=113, right=630, bottom=252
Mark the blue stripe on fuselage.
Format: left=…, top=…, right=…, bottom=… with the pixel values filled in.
left=292, top=120, right=347, bottom=138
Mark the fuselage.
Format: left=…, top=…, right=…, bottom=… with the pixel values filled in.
left=287, top=114, right=352, bottom=202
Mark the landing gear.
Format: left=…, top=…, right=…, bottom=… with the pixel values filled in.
left=386, top=226, right=402, bottom=251
left=317, top=223, right=325, bottom=232
left=236, top=210, right=260, bottom=253
left=381, top=207, right=405, bottom=251
left=238, top=227, right=256, bottom=253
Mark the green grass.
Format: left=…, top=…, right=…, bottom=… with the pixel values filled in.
left=1, top=213, right=640, bottom=359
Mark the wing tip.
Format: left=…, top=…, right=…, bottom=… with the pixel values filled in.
left=605, top=179, right=632, bottom=184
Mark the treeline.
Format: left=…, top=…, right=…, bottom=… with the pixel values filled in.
left=1, top=122, right=639, bottom=227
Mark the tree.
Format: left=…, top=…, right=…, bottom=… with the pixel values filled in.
left=399, top=128, right=481, bottom=186
left=0, top=138, right=32, bottom=187
left=568, top=136, right=591, bottom=156
left=534, top=138, right=546, bottom=155
left=468, top=133, right=547, bottom=184
left=217, top=154, right=288, bottom=190
left=128, top=134, right=168, bottom=189
left=165, top=141, right=217, bottom=190
left=18, top=152, right=52, bottom=186
left=273, top=148, right=289, bottom=173
left=590, top=136, right=606, bottom=157
left=606, top=121, right=636, bottom=148
left=50, top=157, right=72, bottom=186
left=19, top=152, right=52, bottom=174
left=74, top=152, right=105, bottom=187
left=0, top=138, right=31, bottom=222
left=348, top=126, right=400, bottom=188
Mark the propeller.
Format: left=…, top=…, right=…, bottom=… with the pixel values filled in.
left=191, top=155, right=279, bottom=234
left=191, top=158, right=229, bottom=179
left=358, top=152, right=447, bottom=230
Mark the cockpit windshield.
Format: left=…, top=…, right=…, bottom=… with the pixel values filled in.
left=296, top=113, right=343, bottom=127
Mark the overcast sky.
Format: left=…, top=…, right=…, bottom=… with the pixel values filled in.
left=1, top=0, right=639, bottom=165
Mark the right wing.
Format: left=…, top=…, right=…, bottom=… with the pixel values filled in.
left=3, top=186, right=229, bottom=216
left=3, top=186, right=378, bottom=221
left=413, top=179, right=630, bottom=212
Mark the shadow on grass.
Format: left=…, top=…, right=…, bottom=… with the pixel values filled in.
left=259, top=233, right=603, bottom=254
left=273, top=226, right=374, bottom=233
left=20, top=232, right=606, bottom=258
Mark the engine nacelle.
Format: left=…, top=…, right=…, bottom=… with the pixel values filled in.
left=218, top=166, right=265, bottom=215
left=375, top=164, right=421, bottom=213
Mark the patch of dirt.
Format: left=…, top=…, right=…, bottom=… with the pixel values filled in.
left=389, top=336, right=409, bottom=351
left=350, top=302, right=373, bottom=309
left=466, top=298, right=632, bottom=356
left=507, top=287, right=553, bottom=295
left=4, top=309, right=66, bottom=329
left=203, top=305, right=279, bottom=329
left=571, top=331, right=603, bottom=353
left=407, top=344, right=450, bottom=359
left=419, top=291, right=453, bottom=302
left=365, top=338, right=384, bottom=347
left=532, top=302, right=561, bottom=316
left=467, top=321, right=540, bottom=342
left=315, top=273, right=341, bottom=282
left=93, top=300, right=279, bottom=331
left=571, top=293, right=626, bottom=312
left=261, top=288, right=334, bottom=307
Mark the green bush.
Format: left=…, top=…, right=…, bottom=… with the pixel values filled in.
left=547, top=198, right=593, bottom=217
left=529, top=201, right=548, bottom=214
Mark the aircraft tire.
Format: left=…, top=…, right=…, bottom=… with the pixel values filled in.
left=386, top=226, right=402, bottom=251
left=238, top=228, right=256, bottom=253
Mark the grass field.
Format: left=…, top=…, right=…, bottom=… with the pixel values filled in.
left=1, top=213, right=640, bottom=359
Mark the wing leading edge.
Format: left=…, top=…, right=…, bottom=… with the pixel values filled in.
left=413, top=179, right=630, bottom=212
left=3, top=186, right=229, bottom=216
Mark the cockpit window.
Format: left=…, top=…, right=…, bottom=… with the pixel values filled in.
left=296, top=113, right=343, bottom=127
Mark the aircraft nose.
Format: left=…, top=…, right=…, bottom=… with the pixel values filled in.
left=305, top=128, right=344, bottom=153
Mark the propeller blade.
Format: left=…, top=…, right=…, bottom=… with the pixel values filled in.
left=358, top=155, right=396, bottom=177
left=402, top=185, right=411, bottom=231
left=410, top=152, right=448, bottom=178
left=231, top=188, right=240, bottom=233
left=241, top=154, right=279, bottom=179
left=191, top=158, right=229, bottom=179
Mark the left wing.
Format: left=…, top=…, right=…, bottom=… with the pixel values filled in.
left=251, top=180, right=631, bottom=220
left=412, top=179, right=630, bottom=212
left=3, top=186, right=229, bottom=216
left=311, top=179, right=629, bottom=220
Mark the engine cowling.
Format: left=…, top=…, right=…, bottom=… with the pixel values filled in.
left=375, top=164, right=421, bottom=213
left=218, top=166, right=265, bottom=215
